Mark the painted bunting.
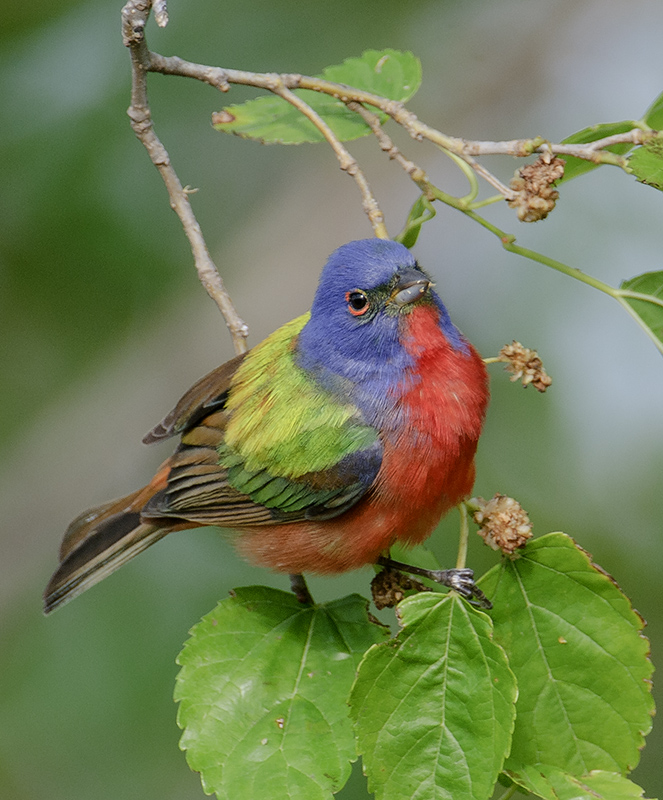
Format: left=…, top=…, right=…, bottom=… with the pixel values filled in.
left=44, top=239, right=489, bottom=613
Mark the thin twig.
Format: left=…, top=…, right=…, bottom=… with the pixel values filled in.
left=121, top=0, right=249, bottom=354
left=451, top=130, right=650, bottom=159
left=301, top=76, right=651, bottom=162
left=346, top=101, right=432, bottom=194
left=349, top=101, right=516, bottom=200
left=458, top=153, right=516, bottom=199
left=119, top=13, right=663, bottom=357
left=272, top=86, right=388, bottom=239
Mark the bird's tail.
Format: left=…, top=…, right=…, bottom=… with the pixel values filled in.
left=44, top=463, right=183, bottom=614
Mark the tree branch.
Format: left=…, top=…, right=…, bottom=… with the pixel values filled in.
left=142, top=52, right=654, bottom=195
left=119, top=1, right=662, bottom=358
left=148, top=54, right=388, bottom=238
left=121, top=0, right=249, bottom=354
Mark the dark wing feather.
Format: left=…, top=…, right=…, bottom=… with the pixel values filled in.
left=142, top=438, right=284, bottom=527
left=143, top=352, right=247, bottom=444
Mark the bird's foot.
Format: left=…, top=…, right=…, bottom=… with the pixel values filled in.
left=376, top=556, right=492, bottom=610
left=289, top=573, right=314, bottom=605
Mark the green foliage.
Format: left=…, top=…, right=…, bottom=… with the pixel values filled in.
left=628, top=137, right=663, bottom=191
left=175, top=588, right=387, bottom=799
left=643, top=88, right=663, bottom=129
left=175, top=535, right=654, bottom=800
left=480, top=533, right=654, bottom=778
left=507, top=766, right=654, bottom=800
left=350, top=593, right=516, bottom=800
left=558, top=121, right=637, bottom=182
left=212, top=50, right=421, bottom=144
left=21, top=15, right=661, bottom=799
left=163, top=48, right=662, bottom=800
left=620, top=271, right=663, bottom=348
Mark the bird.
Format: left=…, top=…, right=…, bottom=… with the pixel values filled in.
left=44, top=238, right=489, bottom=614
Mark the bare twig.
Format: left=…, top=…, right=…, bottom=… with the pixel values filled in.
left=297, top=75, right=652, bottom=163
left=346, top=102, right=432, bottom=194
left=348, top=101, right=519, bottom=216
left=142, top=53, right=653, bottom=194
left=271, top=86, right=388, bottom=239
left=119, top=6, right=663, bottom=356
left=121, top=0, right=249, bottom=354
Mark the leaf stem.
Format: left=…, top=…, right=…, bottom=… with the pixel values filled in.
left=468, top=193, right=507, bottom=210
left=428, top=190, right=663, bottom=353
left=439, top=150, right=481, bottom=203
left=446, top=203, right=620, bottom=296
left=456, top=503, right=469, bottom=570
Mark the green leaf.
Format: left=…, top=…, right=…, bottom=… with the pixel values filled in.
left=175, top=587, right=387, bottom=800
left=394, top=195, right=437, bottom=249
left=558, top=121, right=636, bottom=182
left=350, top=593, right=517, bottom=800
left=642, top=88, right=663, bottom=130
left=480, top=533, right=654, bottom=777
left=322, top=49, right=421, bottom=100
left=506, top=765, right=655, bottom=800
left=628, top=137, right=663, bottom=190
left=213, top=49, right=421, bottom=144
left=619, top=271, right=663, bottom=351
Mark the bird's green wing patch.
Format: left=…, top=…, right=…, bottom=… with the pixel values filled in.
left=221, top=314, right=382, bottom=516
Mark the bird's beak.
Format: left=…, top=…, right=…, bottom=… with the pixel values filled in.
left=390, top=268, right=431, bottom=307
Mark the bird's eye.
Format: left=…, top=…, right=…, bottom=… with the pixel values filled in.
left=345, top=290, right=369, bottom=316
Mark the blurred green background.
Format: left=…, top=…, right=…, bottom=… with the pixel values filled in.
left=1, top=0, right=662, bottom=798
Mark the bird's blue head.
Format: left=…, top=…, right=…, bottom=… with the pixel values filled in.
left=296, top=239, right=467, bottom=389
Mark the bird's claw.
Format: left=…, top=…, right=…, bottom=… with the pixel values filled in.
left=430, top=567, right=475, bottom=595
left=428, top=567, right=492, bottom=609
left=375, top=557, right=492, bottom=609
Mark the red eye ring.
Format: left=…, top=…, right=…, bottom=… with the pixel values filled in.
left=345, top=290, right=369, bottom=316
